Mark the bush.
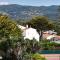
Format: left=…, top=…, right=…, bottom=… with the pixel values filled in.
left=32, top=53, right=46, bottom=60
left=38, top=40, right=56, bottom=50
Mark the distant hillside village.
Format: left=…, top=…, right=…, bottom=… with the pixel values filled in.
left=18, top=24, right=60, bottom=43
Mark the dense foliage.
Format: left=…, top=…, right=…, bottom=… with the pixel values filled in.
left=0, top=15, right=46, bottom=60
left=32, top=53, right=46, bottom=60
left=53, top=20, right=60, bottom=35
left=0, top=15, right=22, bottom=59
left=0, top=15, right=22, bottom=42
left=0, top=15, right=60, bottom=60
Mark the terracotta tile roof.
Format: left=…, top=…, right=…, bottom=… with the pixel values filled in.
left=56, top=36, right=60, bottom=38
left=55, top=36, right=60, bottom=39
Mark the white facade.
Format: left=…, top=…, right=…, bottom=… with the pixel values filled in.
left=17, top=25, right=26, bottom=30
left=17, top=25, right=39, bottom=41
left=23, top=28, right=39, bottom=41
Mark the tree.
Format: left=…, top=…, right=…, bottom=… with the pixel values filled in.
left=26, top=16, right=54, bottom=40
left=0, top=15, right=22, bottom=51
left=0, top=15, right=23, bottom=60
left=0, top=15, right=22, bottom=41
left=53, top=21, right=60, bottom=35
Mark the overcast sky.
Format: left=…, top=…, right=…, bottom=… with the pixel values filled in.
left=0, top=0, right=60, bottom=6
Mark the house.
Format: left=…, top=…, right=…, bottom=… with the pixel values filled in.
left=54, top=36, right=60, bottom=41
left=43, top=30, right=60, bottom=43
left=18, top=24, right=60, bottom=42
left=17, top=25, right=39, bottom=41
left=23, top=27, right=39, bottom=41
left=42, top=30, right=57, bottom=40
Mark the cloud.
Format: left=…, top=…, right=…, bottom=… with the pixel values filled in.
left=0, top=2, right=9, bottom=5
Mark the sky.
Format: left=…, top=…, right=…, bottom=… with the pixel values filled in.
left=0, top=0, right=60, bottom=6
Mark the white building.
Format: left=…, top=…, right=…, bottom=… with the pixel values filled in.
left=23, top=27, right=39, bottom=41
left=18, top=25, right=39, bottom=41
left=17, top=24, right=26, bottom=31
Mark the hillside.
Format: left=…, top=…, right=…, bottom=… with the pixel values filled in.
left=0, top=4, right=59, bottom=20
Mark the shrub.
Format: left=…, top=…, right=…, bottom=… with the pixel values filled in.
left=32, top=53, right=46, bottom=60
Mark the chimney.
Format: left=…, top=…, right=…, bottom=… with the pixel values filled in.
left=26, top=24, right=28, bottom=28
